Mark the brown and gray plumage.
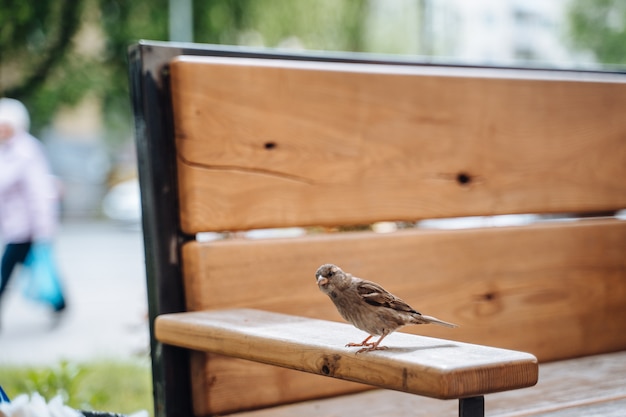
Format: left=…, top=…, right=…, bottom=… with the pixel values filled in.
left=316, top=263, right=457, bottom=353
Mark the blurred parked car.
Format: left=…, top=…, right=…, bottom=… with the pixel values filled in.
left=102, top=178, right=141, bottom=225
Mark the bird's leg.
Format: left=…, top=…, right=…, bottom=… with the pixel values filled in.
left=346, top=335, right=375, bottom=348
left=356, top=333, right=390, bottom=354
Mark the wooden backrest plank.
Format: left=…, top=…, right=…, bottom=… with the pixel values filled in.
left=170, top=56, right=626, bottom=233
left=181, top=219, right=626, bottom=415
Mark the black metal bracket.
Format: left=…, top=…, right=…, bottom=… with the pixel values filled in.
left=459, top=396, right=485, bottom=417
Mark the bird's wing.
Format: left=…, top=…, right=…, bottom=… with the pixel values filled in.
left=357, top=280, right=420, bottom=315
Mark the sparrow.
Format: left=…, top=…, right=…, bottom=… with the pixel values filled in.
left=316, top=263, right=457, bottom=353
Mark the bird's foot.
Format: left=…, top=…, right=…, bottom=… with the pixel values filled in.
left=346, top=335, right=376, bottom=348
left=346, top=335, right=389, bottom=353
left=356, top=345, right=389, bottom=354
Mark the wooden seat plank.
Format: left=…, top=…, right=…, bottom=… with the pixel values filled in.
left=170, top=56, right=626, bottom=233
left=225, top=350, right=626, bottom=417
left=156, top=308, right=538, bottom=400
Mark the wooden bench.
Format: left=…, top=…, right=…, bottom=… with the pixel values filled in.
left=128, top=41, right=626, bottom=417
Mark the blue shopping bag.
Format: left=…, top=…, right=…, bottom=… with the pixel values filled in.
left=20, top=242, right=65, bottom=309
left=0, top=385, right=9, bottom=403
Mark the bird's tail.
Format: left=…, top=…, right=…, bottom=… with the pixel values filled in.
left=415, top=314, right=458, bottom=328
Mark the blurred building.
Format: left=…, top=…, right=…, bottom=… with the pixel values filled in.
left=365, top=0, right=579, bottom=66
left=44, top=94, right=110, bottom=219
left=419, top=0, right=578, bottom=66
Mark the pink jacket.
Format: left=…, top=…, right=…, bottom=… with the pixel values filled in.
left=0, top=131, right=59, bottom=243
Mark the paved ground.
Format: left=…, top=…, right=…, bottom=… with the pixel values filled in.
left=0, top=221, right=149, bottom=366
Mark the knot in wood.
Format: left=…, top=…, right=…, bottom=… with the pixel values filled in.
left=319, top=354, right=341, bottom=376
left=456, top=172, right=472, bottom=186
left=474, top=290, right=504, bottom=316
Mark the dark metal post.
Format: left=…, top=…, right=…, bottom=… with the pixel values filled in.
left=128, top=43, right=192, bottom=417
left=459, top=396, right=485, bottom=417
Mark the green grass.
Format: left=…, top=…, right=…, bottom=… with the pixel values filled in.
left=0, top=359, right=153, bottom=416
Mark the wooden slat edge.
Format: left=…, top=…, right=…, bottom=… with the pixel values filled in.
left=155, top=308, right=538, bottom=399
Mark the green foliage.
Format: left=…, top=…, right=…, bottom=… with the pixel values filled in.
left=97, top=0, right=169, bottom=145
left=0, top=0, right=84, bottom=95
left=0, top=360, right=153, bottom=415
left=13, top=361, right=84, bottom=406
left=0, top=0, right=86, bottom=133
left=0, top=0, right=169, bottom=140
left=193, top=0, right=368, bottom=51
left=568, top=0, right=626, bottom=64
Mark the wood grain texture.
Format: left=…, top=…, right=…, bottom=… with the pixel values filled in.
left=529, top=399, right=626, bottom=417
left=180, top=218, right=626, bottom=415
left=169, top=56, right=626, bottom=233
left=228, top=350, right=626, bottom=417
left=155, top=309, right=538, bottom=398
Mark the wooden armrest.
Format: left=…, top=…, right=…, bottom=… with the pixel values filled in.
left=155, top=308, right=538, bottom=400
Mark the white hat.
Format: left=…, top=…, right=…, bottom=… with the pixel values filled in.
left=0, top=98, right=31, bottom=133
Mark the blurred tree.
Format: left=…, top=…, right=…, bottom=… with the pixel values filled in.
left=193, top=0, right=368, bottom=51
left=569, top=0, right=626, bottom=64
left=0, top=0, right=86, bottom=131
left=0, top=0, right=168, bottom=140
left=97, top=0, right=168, bottom=146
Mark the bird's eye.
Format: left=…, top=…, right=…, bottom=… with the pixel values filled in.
left=328, top=270, right=334, bottom=277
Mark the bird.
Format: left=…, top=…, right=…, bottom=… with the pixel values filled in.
left=316, top=263, right=457, bottom=353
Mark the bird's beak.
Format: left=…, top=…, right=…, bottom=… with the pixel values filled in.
left=316, top=275, right=328, bottom=286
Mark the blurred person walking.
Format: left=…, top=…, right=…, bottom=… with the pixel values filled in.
left=0, top=98, right=67, bottom=328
